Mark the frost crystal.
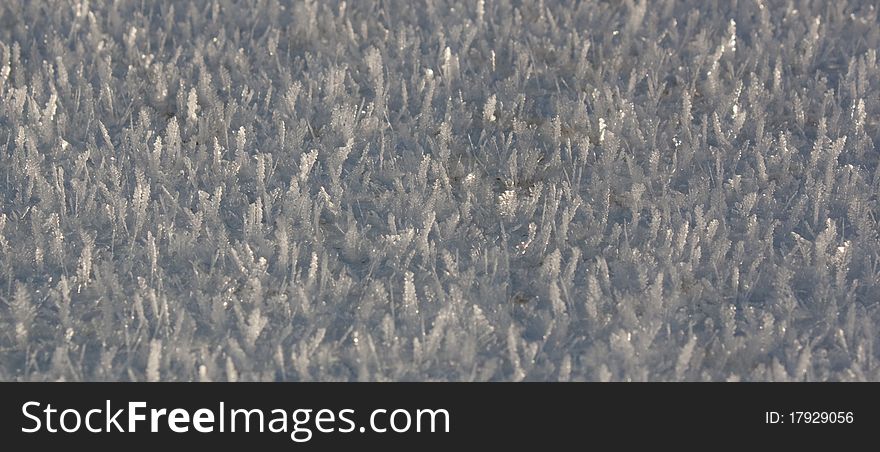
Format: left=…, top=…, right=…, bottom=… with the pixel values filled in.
left=0, top=0, right=877, bottom=382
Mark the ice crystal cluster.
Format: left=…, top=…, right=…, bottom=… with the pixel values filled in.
left=0, top=0, right=878, bottom=381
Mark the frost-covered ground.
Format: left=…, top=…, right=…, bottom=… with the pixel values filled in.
left=0, top=0, right=878, bottom=381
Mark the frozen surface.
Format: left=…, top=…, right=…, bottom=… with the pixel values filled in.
left=0, top=0, right=879, bottom=381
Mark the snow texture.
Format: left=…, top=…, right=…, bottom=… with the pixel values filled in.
left=0, top=0, right=879, bottom=381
